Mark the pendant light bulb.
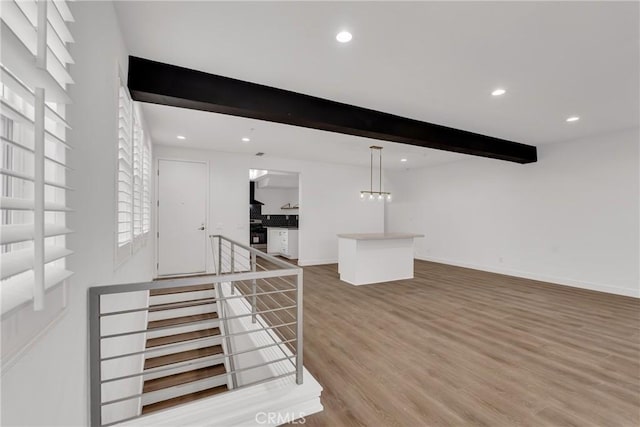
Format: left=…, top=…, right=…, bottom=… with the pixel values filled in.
left=387, top=194, right=392, bottom=201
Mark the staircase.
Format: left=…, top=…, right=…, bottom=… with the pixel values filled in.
left=141, top=283, right=229, bottom=415
left=89, top=235, right=313, bottom=426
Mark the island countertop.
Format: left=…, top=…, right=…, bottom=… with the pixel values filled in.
left=337, top=232, right=424, bottom=240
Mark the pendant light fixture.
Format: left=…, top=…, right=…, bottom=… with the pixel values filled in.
left=360, top=146, right=391, bottom=201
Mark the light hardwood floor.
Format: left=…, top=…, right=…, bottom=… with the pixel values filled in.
left=295, top=260, right=639, bottom=426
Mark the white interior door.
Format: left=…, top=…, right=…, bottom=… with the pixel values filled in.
left=157, top=159, right=207, bottom=276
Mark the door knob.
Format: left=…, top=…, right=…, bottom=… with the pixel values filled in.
left=198, top=226, right=205, bottom=230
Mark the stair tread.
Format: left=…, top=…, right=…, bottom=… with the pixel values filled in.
left=141, top=385, right=228, bottom=415
left=143, top=364, right=226, bottom=393
left=149, top=297, right=216, bottom=312
left=145, top=345, right=224, bottom=370
left=150, top=284, right=215, bottom=296
left=146, top=327, right=221, bottom=348
left=147, top=312, right=218, bottom=329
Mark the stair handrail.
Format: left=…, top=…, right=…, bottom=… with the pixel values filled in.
left=88, top=235, right=303, bottom=427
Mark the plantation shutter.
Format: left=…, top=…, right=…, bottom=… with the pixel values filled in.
left=142, top=135, right=151, bottom=235
left=1, top=0, right=74, bottom=312
left=132, top=111, right=142, bottom=241
left=116, top=81, right=133, bottom=261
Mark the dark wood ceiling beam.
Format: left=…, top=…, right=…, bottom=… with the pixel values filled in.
left=127, top=56, right=537, bottom=164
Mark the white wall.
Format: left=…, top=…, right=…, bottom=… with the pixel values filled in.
left=253, top=155, right=385, bottom=265
left=154, top=146, right=384, bottom=267
left=255, top=186, right=299, bottom=215
left=387, top=128, right=640, bottom=297
left=1, top=2, right=154, bottom=426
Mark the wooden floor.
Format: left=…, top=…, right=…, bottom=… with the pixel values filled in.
left=297, top=260, right=640, bottom=426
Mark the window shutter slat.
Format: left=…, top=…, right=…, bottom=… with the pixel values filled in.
left=1, top=266, right=73, bottom=314
left=51, top=0, right=74, bottom=23
left=0, top=99, right=35, bottom=123
left=0, top=64, right=36, bottom=104
left=45, top=46, right=74, bottom=88
left=0, top=168, right=73, bottom=190
left=44, top=154, right=70, bottom=169
left=14, top=0, right=38, bottom=27
left=46, top=23, right=73, bottom=65
left=1, top=0, right=38, bottom=55
left=1, top=135, right=33, bottom=152
left=1, top=197, right=70, bottom=211
left=0, top=223, right=72, bottom=245
left=1, top=246, right=73, bottom=280
left=0, top=100, right=71, bottom=149
left=46, top=0, right=73, bottom=44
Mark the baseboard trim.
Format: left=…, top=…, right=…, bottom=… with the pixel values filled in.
left=415, top=255, right=639, bottom=298
left=297, top=259, right=337, bottom=267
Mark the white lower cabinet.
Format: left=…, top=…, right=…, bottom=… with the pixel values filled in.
left=267, top=229, right=279, bottom=254
left=267, top=228, right=298, bottom=259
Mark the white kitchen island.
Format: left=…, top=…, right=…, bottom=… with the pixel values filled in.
left=337, top=233, right=424, bottom=285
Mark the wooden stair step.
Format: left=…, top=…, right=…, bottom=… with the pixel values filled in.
left=141, top=385, right=228, bottom=415
left=143, top=364, right=226, bottom=393
left=146, top=327, right=221, bottom=348
left=149, top=297, right=216, bottom=312
left=147, top=312, right=218, bottom=330
left=145, top=345, right=223, bottom=370
left=150, top=284, right=215, bottom=296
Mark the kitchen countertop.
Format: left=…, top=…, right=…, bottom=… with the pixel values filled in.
left=266, top=226, right=299, bottom=230
left=337, top=232, right=423, bottom=240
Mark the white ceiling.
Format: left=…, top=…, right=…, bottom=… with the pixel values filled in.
left=115, top=1, right=639, bottom=168
left=141, top=103, right=467, bottom=169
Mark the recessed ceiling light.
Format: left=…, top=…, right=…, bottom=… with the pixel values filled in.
left=491, top=88, right=506, bottom=96
left=566, top=116, right=580, bottom=122
left=177, top=135, right=186, bottom=140
left=400, top=158, right=408, bottom=162
left=336, top=31, right=352, bottom=43
left=242, top=137, right=250, bottom=142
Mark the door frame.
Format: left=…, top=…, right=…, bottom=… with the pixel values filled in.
left=155, top=157, right=209, bottom=278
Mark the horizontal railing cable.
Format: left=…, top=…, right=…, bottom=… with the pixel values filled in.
left=99, top=288, right=296, bottom=317
left=90, top=269, right=298, bottom=295
left=100, top=355, right=296, bottom=407
left=255, top=278, right=297, bottom=306
left=101, top=318, right=296, bottom=341
left=101, top=338, right=297, bottom=383
left=233, top=281, right=297, bottom=335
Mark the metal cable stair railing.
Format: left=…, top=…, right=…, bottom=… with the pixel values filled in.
left=88, top=235, right=303, bottom=426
